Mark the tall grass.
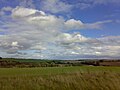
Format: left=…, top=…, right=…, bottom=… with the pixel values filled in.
left=0, top=66, right=120, bottom=90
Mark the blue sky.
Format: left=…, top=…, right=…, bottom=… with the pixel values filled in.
left=0, top=0, right=120, bottom=59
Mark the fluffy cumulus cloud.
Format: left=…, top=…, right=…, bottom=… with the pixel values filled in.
left=0, top=6, right=119, bottom=59
left=65, top=19, right=84, bottom=30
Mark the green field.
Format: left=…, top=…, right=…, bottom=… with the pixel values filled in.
left=0, top=66, right=120, bottom=90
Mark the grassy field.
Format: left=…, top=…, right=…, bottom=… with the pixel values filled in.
left=0, top=66, right=120, bottom=90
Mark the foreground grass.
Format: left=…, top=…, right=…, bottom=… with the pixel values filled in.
left=0, top=66, right=120, bottom=90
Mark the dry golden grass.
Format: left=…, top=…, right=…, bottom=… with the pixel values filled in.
left=0, top=67, right=120, bottom=90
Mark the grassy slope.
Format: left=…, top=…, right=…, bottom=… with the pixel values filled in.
left=0, top=66, right=120, bottom=90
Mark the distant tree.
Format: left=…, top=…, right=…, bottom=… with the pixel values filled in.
left=0, top=57, right=2, bottom=59
left=99, top=60, right=104, bottom=62
left=95, top=61, right=100, bottom=66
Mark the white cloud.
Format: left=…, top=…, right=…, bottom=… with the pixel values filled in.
left=85, top=20, right=112, bottom=29
left=65, top=19, right=112, bottom=30
left=76, top=0, right=120, bottom=10
left=0, top=11, right=5, bottom=16
left=19, top=0, right=35, bottom=8
left=41, top=0, right=73, bottom=13
left=65, top=19, right=84, bottom=30
left=0, top=6, right=13, bottom=16
left=92, top=0, right=120, bottom=5
left=11, top=41, right=18, bottom=47
left=0, top=6, right=118, bottom=59
left=76, top=3, right=91, bottom=10
left=57, top=33, right=88, bottom=44
left=12, top=6, right=45, bottom=18
left=2, top=6, right=13, bottom=11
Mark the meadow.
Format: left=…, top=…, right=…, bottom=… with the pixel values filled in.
left=0, top=66, right=120, bottom=90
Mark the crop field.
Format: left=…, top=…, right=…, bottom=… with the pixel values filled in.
left=0, top=66, right=120, bottom=90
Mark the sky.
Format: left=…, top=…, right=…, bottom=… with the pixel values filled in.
left=0, top=0, right=120, bottom=59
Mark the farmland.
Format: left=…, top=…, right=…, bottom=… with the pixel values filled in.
left=0, top=66, right=120, bottom=90
left=0, top=58, right=120, bottom=68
